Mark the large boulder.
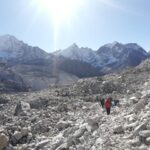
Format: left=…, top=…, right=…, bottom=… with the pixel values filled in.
left=127, top=120, right=149, bottom=139
left=139, top=130, right=150, bottom=138
left=57, top=103, right=69, bottom=112
left=29, top=98, right=49, bottom=109
left=56, top=121, right=71, bottom=131
left=36, top=140, right=50, bottom=150
left=132, top=101, right=145, bottom=113
left=129, top=96, right=138, bottom=104
left=124, top=121, right=138, bottom=131
left=73, top=127, right=86, bottom=138
left=127, top=138, right=141, bottom=147
left=0, top=133, right=9, bottom=150
left=14, top=101, right=30, bottom=116
left=11, top=128, right=30, bottom=145
left=113, top=125, right=124, bottom=134
left=32, top=121, right=50, bottom=134
left=86, top=118, right=99, bottom=132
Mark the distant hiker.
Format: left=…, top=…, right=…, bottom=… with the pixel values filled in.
left=100, top=98, right=105, bottom=108
left=113, top=99, right=120, bottom=106
left=104, top=97, right=112, bottom=115
left=96, top=95, right=105, bottom=108
left=96, top=95, right=99, bottom=102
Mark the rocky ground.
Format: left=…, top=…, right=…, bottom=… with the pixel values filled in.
left=0, top=59, right=150, bottom=150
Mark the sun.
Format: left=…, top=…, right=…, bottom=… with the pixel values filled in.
left=33, top=0, right=83, bottom=25
left=31, top=0, right=84, bottom=49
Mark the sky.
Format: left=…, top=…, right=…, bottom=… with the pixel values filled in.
left=0, top=0, right=150, bottom=52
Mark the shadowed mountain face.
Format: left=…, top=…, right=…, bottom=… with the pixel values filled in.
left=0, top=35, right=149, bottom=91
left=0, top=62, right=28, bottom=92
left=58, top=57, right=101, bottom=78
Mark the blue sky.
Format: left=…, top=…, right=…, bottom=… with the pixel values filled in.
left=0, top=0, right=150, bottom=52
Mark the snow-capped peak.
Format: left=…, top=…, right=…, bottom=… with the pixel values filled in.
left=0, top=34, right=24, bottom=51
left=104, top=41, right=122, bottom=49
left=0, top=34, right=18, bottom=41
left=68, top=43, right=79, bottom=49
left=54, top=44, right=106, bottom=67
left=57, top=43, right=91, bottom=59
left=0, top=34, right=48, bottom=60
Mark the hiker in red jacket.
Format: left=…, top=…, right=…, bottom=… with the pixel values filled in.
left=104, top=97, right=112, bottom=115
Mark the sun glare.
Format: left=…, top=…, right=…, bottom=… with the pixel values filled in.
left=33, top=0, right=83, bottom=25
left=31, top=0, right=84, bottom=50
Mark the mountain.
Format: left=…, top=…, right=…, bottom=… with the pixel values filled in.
left=97, top=42, right=149, bottom=70
left=0, top=34, right=149, bottom=91
left=54, top=43, right=103, bottom=67
left=0, top=35, right=80, bottom=91
left=55, top=42, right=149, bottom=73
left=0, top=35, right=101, bottom=91
left=0, top=35, right=49, bottom=61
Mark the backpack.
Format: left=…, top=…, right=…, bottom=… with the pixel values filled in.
left=105, top=98, right=111, bottom=108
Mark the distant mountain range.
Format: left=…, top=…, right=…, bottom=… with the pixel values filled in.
left=0, top=34, right=149, bottom=91
left=55, top=41, right=149, bottom=72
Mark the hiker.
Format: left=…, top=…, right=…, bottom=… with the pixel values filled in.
left=100, top=97, right=105, bottom=108
left=96, top=95, right=105, bottom=108
left=95, top=95, right=99, bottom=102
left=113, top=99, right=120, bottom=106
left=104, top=97, right=112, bottom=115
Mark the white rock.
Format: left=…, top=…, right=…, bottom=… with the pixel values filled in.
left=56, top=143, right=67, bottom=150
left=127, top=120, right=149, bottom=139
left=36, top=140, right=49, bottom=149
left=146, top=137, right=150, bottom=143
left=113, top=125, right=124, bottom=134
left=124, top=121, right=138, bottom=130
left=27, top=133, right=32, bottom=143
left=56, top=121, right=71, bottom=131
left=138, top=144, right=149, bottom=150
left=73, top=127, right=86, bottom=138
left=21, top=127, right=29, bottom=137
left=86, top=118, right=99, bottom=132
left=129, top=96, right=138, bottom=104
left=13, top=131, right=22, bottom=141
left=91, top=146, right=96, bottom=150
left=125, top=114, right=136, bottom=122
left=127, top=137, right=141, bottom=146
left=139, top=130, right=150, bottom=138
left=95, top=137, right=103, bottom=145
left=76, top=145, right=85, bottom=150
left=133, top=101, right=145, bottom=113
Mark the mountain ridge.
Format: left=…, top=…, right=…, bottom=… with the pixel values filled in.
left=55, top=41, right=149, bottom=73
left=0, top=34, right=149, bottom=91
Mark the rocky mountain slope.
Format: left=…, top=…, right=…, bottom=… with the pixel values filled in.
left=0, top=58, right=149, bottom=149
